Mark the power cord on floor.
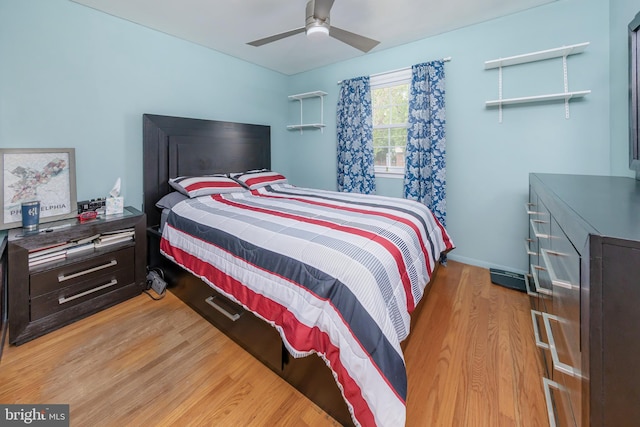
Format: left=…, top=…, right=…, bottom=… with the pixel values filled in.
left=144, top=267, right=167, bottom=300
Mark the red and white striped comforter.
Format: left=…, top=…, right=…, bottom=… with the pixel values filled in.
left=160, top=184, right=454, bottom=427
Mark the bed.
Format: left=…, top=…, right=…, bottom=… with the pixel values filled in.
left=143, top=114, right=453, bottom=427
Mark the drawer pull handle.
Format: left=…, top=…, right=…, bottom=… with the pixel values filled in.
left=530, top=219, right=550, bottom=239
left=531, top=310, right=550, bottom=349
left=540, top=249, right=578, bottom=290
left=542, top=378, right=560, bottom=427
left=205, top=296, right=242, bottom=321
left=525, top=203, right=543, bottom=216
left=58, top=279, right=118, bottom=304
left=58, top=259, right=118, bottom=282
left=530, top=264, right=552, bottom=296
left=524, top=273, right=538, bottom=297
left=541, top=311, right=582, bottom=378
left=524, top=239, right=537, bottom=256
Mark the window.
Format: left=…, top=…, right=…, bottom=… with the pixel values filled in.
left=371, top=69, right=411, bottom=177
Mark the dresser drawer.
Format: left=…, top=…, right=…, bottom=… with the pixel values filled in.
left=548, top=217, right=580, bottom=356
left=530, top=200, right=552, bottom=299
left=31, top=262, right=134, bottom=320
left=548, top=217, right=582, bottom=426
left=543, top=378, right=577, bottom=427
left=30, top=247, right=135, bottom=297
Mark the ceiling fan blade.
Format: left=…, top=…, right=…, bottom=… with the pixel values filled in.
left=329, top=26, right=380, bottom=53
left=247, top=27, right=306, bottom=47
left=313, top=0, right=335, bottom=21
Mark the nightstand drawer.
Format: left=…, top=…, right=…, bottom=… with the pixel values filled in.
left=31, top=263, right=135, bottom=320
left=30, top=247, right=134, bottom=297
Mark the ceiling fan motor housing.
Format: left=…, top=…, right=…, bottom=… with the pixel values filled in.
left=306, top=0, right=330, bottom=34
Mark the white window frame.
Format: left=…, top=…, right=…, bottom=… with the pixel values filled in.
left=371, top=68, right=411, bottom=179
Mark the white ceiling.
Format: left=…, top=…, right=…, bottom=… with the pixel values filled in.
left=71, top=0, right=555, bottom=75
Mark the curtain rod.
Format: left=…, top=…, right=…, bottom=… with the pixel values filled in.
left=337, top=57, right=452, bottom=85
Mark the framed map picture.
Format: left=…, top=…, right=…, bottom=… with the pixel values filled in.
left=0, top=148, right=77, bottom=230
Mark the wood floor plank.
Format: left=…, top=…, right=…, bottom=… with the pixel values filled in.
left=497, top=283, right=519, bottom=426
left=0, top=261, right=546, bottom=426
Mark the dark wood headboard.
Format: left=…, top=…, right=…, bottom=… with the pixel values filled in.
left=142, top=114, right=271, bottom=228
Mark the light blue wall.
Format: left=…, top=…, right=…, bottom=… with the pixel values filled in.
left=0, top=0, right=290, bottom=211
left=286, top=0, right=612, bottom=272
left=1, top=0, right=632, bottom=273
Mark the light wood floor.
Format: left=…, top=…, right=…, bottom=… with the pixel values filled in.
left=0, top=261, right=548, bottom=426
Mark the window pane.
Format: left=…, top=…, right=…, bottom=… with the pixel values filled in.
left=373, top=106, right=390, bottom=126
left=372, top=87, right=389, bottom=107
left=392, top=103, right=409, bottom=123
left=391, top=148, right=405, bottom=167
left=373, top=87, right=393, bottom=126
left=390, top=85, right=409, bottom=123
left=390, top=128, right=407, bottom=167
left=374, top=147, right=389, bottom=167
left=373, top=128, right=389, bottom=147
left=390, top=128, right=406, bottom=144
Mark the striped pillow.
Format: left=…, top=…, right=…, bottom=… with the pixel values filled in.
left=169, top=175, right=247, bottom=198
left=232, top=170, right=287, bottom=190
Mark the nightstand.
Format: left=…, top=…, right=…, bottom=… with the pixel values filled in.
left=8, top=207, right=146, bottom=345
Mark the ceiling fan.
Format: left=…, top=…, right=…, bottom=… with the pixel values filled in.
left=247, top=0, right=380, bottom=53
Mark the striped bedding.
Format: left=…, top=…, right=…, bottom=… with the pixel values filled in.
left=160, top=184, right=454, bottom=427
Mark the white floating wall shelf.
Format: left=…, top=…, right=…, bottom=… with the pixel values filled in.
left=485, top=90, right=591, bottom=107
left=287, top=91, right=327, bottom=133
left=484, top=43, right=589, bottom=69
left=485, top=42, right=590, bottom=122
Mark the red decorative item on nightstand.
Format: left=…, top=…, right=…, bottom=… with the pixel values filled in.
left=78, top=211, right=98, bottom=222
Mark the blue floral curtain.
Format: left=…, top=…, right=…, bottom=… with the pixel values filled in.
left=336, top=76, right=376, bottom=194
left=403, top=61, right=447, bottom=227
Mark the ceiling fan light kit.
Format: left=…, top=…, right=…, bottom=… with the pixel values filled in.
left=247, top=0, right=379, bottom=52
left=306, top=24, right=330, bottom=39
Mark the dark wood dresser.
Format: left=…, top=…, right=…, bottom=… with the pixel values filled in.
left=527, top=173, right=640, bottom=427
left=8, top=207, right=146, bottom=345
